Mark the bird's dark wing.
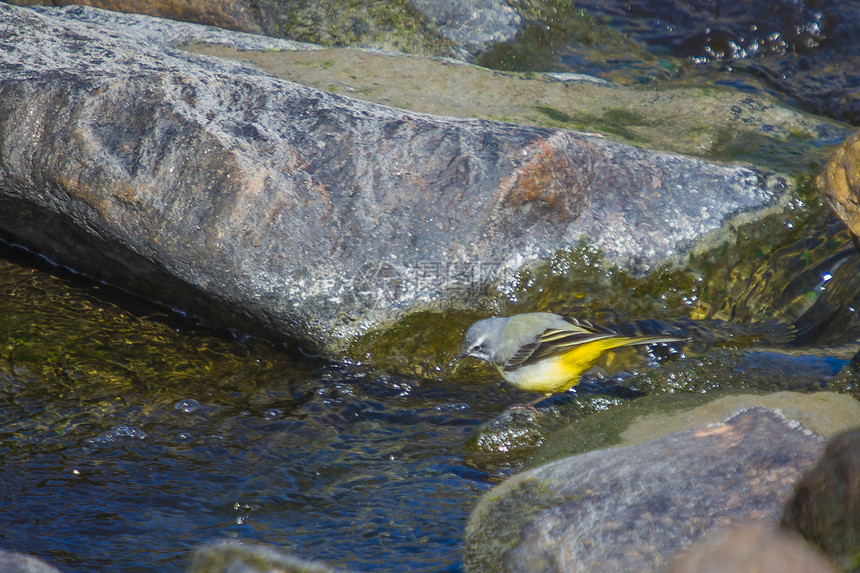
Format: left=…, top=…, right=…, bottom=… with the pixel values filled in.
left=503, top=317, right=618, bottom=371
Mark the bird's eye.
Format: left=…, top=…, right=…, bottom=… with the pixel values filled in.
left=468, top=339, right=489, bottom=357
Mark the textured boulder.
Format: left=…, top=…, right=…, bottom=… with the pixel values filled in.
left=0, top=5, right=788, bottom=355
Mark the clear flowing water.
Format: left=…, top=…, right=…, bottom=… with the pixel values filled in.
left=0, top=247, right=523, bottom=572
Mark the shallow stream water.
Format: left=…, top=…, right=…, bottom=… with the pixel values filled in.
left=0, top=246, right=518, bottom=571
left=3, top=205, right=860, bottom=572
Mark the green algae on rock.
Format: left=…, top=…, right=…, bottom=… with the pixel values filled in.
left=186, top=42, right=850, bottom=173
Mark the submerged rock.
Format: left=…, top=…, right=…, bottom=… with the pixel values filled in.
left=464, top=407, right=827, bottom=573
left=0, top=5, right=790, bottom=356
left=190, top=540, right=348, bottom=573
left=409, top=0, right=521, bottom=55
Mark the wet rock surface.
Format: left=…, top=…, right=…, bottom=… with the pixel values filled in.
left=0, top=5, right=790, bottom=355
left=409, top=0, right=520, bottom=54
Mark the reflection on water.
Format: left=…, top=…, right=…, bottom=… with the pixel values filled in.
left=708, top=204, right=860, bottom=348
left=577, top=0, right=860, bottom=123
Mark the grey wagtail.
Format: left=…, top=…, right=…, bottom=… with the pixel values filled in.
left=453, top=312, right=687, bottom=394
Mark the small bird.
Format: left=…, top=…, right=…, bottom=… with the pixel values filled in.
left=453, top=312, right=687, bottom=394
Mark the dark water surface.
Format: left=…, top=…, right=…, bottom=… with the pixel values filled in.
left=589, top=0, right=860, bottom=124
left=480, top=0, right=860, bottom=125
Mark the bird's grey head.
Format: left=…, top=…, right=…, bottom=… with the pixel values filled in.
left=454, top=317, right=508, bottom=365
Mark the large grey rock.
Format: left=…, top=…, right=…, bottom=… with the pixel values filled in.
left=0, top=5, right=789, bottom=356
left=464, top=408, right=826, bottom=573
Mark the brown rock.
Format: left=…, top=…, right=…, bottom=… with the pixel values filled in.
left=665, top=523, right=839, bottom=573
left=819, top=130, right=860, bottom=240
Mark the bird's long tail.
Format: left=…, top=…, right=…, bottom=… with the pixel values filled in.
left=611, top=334, right=689, bottom=349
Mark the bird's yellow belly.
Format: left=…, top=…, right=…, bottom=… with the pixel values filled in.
left=499, top=338, right=625, bottom=393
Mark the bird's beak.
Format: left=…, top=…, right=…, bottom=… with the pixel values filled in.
left=449, top=352, right=468, bottom=369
